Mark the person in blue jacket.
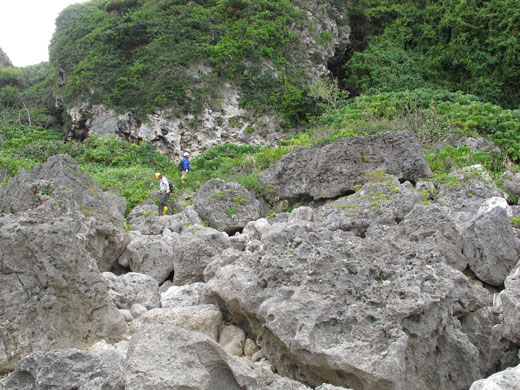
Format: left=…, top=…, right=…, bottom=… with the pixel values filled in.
left=180, top=152, right=191, bottom=182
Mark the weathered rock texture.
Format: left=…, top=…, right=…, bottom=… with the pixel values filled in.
left=117, top=230, right=179, bottom=283
left=259, top=131, right=432, bottom=202
left=462, top=200, right=519, bottom=286
left=129, top=305, right=223, bottom=341
left=125, top=324, right=313, bottom=390
left=469, top=363, right=520, bottom=390
left=0, top=155, right=128, bottom=372
left=205, top=170, right=519, bottom=390
left=193, top=179, right=268, bottom=233
left=2, top=134, right=520, bottom=390
left=1, top=347, right=125, bottom=390
left=103, top=272, right=160, bottom=310
left=0, top=154, right=128, bottom=271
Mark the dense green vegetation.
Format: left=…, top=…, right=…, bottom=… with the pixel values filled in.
left=49, top=0, right=322, bottom=120
left=0, top=63, right=58, bottom=127
left=2, top=87, right=518, bottom=214
left=345, top=0, right=520, bottom=109
left=0, top=122, right=297, bottom=212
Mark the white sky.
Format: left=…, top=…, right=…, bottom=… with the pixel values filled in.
left=0, top=0, right=90, bottom=67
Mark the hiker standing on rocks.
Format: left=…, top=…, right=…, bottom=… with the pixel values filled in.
left=155, top=172, right=171, bottom=215
left=180, top=152, right=191, bottom=182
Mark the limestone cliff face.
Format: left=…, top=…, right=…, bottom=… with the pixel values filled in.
left=0, top=47, right=13, bottom=67
left=63, top=0, right=351, bottom=159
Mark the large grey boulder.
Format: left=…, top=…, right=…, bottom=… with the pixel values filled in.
left=129, top=305, right=223, bottom=341
left=174, top=224, right=230, bottom=285
left=501, top=171, right=520, bottom=199
left=460, top=305, right=519, bottom=378
left=193, top=179, right=268, bottom=234
left=463, top=199, right=519, bottom=286
left=118, top=230, right=179, bottom=284
left=470, top=363, right=520, bottom=390
left=160, top=282, right=215, bottom=308
left=103, top=272, right=161, bottom=310
left=259, top=131, right=432, bottom=202
left=206, top=208, right=487, bottom=389
left=124, top=324, right=313, bottom=390
left=0, top=347, right=124, bottom=390
left=0, top=154, right=128, bottom=271
left=436, top=165, right=505, bottom=231
left=128, top=201, right=202, bottom=235
left=314, top=172, right=422, bottom=237
left=0, top=210, right=127, bottom=373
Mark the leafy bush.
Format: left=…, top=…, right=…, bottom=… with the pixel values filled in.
left=318, top=88, right=520, bottom=163
left=347, top=0, right=520, bottom=108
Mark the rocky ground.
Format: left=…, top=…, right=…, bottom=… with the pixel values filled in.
left=1, top=131, right=519, bottom=390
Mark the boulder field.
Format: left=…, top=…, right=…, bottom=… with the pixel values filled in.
left=1, top=132, right=519, bottom=390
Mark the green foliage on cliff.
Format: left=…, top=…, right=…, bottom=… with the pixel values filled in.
left=49, top=0, right=317, bottom=120
left=0, top=63, right=58, bottom=127
left=345, top=0, right=520, bottom=108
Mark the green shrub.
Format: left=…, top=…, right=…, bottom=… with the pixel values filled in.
left=347, top=0, right=520, bottom=108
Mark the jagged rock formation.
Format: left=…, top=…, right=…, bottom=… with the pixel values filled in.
left=1, top=132, right=520, bottom=389
left=0, top=155, right=128, bottom=372
left=470, top=364, right=520, bottom=390
left=0, top=48, right=12, bottom=67
left=0, top=154, right=128, bottom=271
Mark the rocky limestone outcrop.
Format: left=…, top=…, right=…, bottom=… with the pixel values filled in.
left=161, top=282, right=215, bottom=308
left=117, top=229, right=179, bottom=283
left=292, top=0, right=351, bottom=81
left=205, top=210, right=484, bottom=389
left=193, top=178, right=269, bottom=234
left=67, top=89, right=286, bottom=157
left=2, top=132, right=520, bottom=389
left=259, top=131, right=433, bottom=202
left=0, top=155, right=128, bottom=372
left=125, top=324, right=314, bottom=390
left=205, top=169, right=519, bottom=389
left=1, top=328, right=346, bottom=390
left=496, top=262, right=520, bottom=346
left=462, top=198, right=519, bottom=286
left=129, top=305, right=223, bottom=341
left=127, top=201, right=202, bottom=235
left=501, top=170, right=520, bottom=199
left=174, top=224, right=231, bottom=285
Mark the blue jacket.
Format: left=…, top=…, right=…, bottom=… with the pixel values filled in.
left=181, top=157, right=191, bottom=171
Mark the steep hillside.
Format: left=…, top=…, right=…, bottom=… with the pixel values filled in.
left=48, top=0, right=351, bottom=155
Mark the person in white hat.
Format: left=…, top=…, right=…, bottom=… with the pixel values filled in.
left=180, top=152, right=191, bottom=182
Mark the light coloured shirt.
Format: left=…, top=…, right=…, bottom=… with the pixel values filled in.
left=159, top=176, right=169, bottom=193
